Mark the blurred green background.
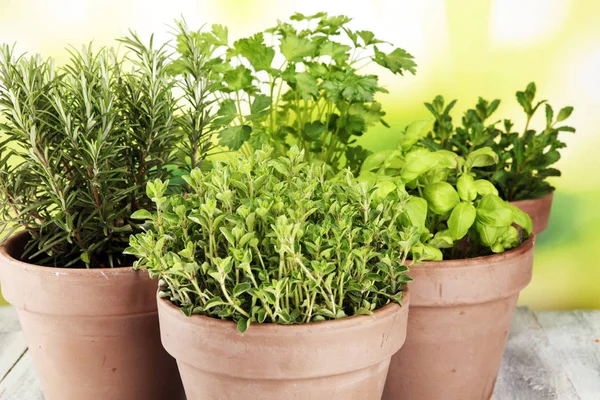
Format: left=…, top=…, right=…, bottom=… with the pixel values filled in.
left=0, top=0, right=598, bottom=309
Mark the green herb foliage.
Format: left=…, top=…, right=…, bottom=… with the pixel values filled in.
left=421, top=82, right=575, bottom=201
left=126, top=147, right=418, bottom=332
left=0, top=34, right=205, bottom=268
left=170, top=13, right=416, bottom=176
left=165, top=22, right=223, bottom=172
left=361, top=121, right=533, bottom=259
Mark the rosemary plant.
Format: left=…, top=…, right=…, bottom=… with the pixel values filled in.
left=126, top=146, right=418, bottom=332
left=0, top=33, right=214, bottom=268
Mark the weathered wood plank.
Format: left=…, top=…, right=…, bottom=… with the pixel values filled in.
left=0, top=307, right=27, bottom=385
left=0, top=351, right=43, bottom=400
left=493, top=307, right=580, bottom=400
left=536, top=311, right=600, bottom=400
left=1, top=306, right=597, bottom=399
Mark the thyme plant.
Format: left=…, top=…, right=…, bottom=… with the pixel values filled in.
left=361, top=122, right=533, bottom=260
left=0, top=34, right=215, bottom=268
left=126, top=147, right=418, bottom=332
left=170, top=12, right=417, bottom=176
left=420, top=83, right=575, bottom=201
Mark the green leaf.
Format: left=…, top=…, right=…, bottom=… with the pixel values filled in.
left=398, top=119, right=431, bottom=151
left=80, top=252, right=90, bottom=265
left=545, top=104, right=553, bottom=127
left=360, top=149, right=402, bottom=174
left=448, top=201, right=476, bottom=240
left=400, top=151, right=449, bottom=182
left=556, top=106, right=573, bottom=122
left=356, top=30, right=384, bottom=46
left=465, top=147, right=499, bottom=169
left=302, top=121, right=326, bottom=140
left=516, top=91, right=531, bottom=114
left=204, top=297, right=227, bottom=310
left=418, top=244, right=443, bottom=261
left=318, top=41, right=351, bottom=64
left=423, top=182, right=460, bottom=215
left=223, top=65, right=254, bottom=91
left=474, top=179, right=499, bottom=196
left=237, top=317, right=250, bottom=334
left=211, top=24, right=229, bottom=46
left=130, top=209, right=153, bottom=220
left=290, top=12, right=327, bottom=21
left=213, top=99, right=238, bottom=127
left=373, top=46, right=417, bottom=75
left=355, top=307, right=373, bottom=316
left=250, top=95, right=272, bottom=118
left=544, top=150, right=561, bottom=165
left=507, top=204, right=533, bottom=235
left=457, top=174, right=477, bottom=202
left=429, top=230, right=454, bottom=249
left=233, top=282, right=252, bottom=297
left=476, top=222, right=503, bottom=247
left=233, top=33, right=275, bottom=71
left=280, top=35, right=317, bottom=62
left=295, top=72, right=318, bottom=100
left=404, top=196, right=428, bottom=229
left=219, top=227, right=236, bottom=245
left=557, top=126, right=576, bottom=133
left=374, top=181, right=397, bottom=198
left=476, top=195, right=513, bottom=227
left=218, top=125, right=252, bottom=150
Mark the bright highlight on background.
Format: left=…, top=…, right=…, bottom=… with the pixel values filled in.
left=0, top=0, right=598, bottom=309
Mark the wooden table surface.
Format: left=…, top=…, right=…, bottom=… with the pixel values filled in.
left=0, top=307, right=598, bottom=399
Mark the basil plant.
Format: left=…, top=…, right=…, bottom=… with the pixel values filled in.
left=126, top=147, right=420, bottom=332
left=360, top=121, right=533, bottom=260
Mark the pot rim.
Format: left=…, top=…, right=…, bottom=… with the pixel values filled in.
left=411, top=234, right=536, bottom=270
left=158, top=287, right=409, bottom=336
left=0, top=230, right=134, bottom=275
left=509, top=190, right=554, bottom=206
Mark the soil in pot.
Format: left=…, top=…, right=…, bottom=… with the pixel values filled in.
left=157, top=290, right=410, bottom=400
left=510, top=191, right=554, bottom=234
left=383, top=236, right=535, bottom=400
left=0, top=232, right=185, bottom=400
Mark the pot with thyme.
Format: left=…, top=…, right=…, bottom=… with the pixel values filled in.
left=126, top=147, right=417, bottom=400
left=361, top=133, right=535, bottom=400
left=0, top=34, right=218, bottom=399
left=420, top=82, right=575, bottom=233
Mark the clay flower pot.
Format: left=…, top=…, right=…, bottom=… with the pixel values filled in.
left=383, top=236, right=535, bottom=400
left=510, top=191, right=554, bottom=234
left=158, top=290, right=411, bottom=400
left=0, top=233, right=185, bottom=400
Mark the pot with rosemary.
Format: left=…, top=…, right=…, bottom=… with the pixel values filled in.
left=0, top=35, right=203, bottom=400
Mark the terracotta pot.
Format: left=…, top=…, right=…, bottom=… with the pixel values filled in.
left=158, top=290, right=411, bottom=400
left=0, top=232, right=185, bottom=400
left=383, top=236, right=535, bottom=400
left=510, top=191, right=554, bottom=234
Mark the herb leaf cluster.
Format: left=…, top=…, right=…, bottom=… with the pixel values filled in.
left=126, top=146, right=418, bottom=332
left=170, top=13, right=416, bottom=176
left=421, top=82, right=575, bottom=201
left=361, top=124, right=533, bottom=259
left=0, top=34, right=213, bottom=268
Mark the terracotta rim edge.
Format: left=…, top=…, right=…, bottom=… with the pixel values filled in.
left=0, top=230, right=135, bottom=275
left=509, top=191, right=554, bottom=207
left=158, top=287, right=409, bottom=335
left=411, top=234, right=536, bottom=270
